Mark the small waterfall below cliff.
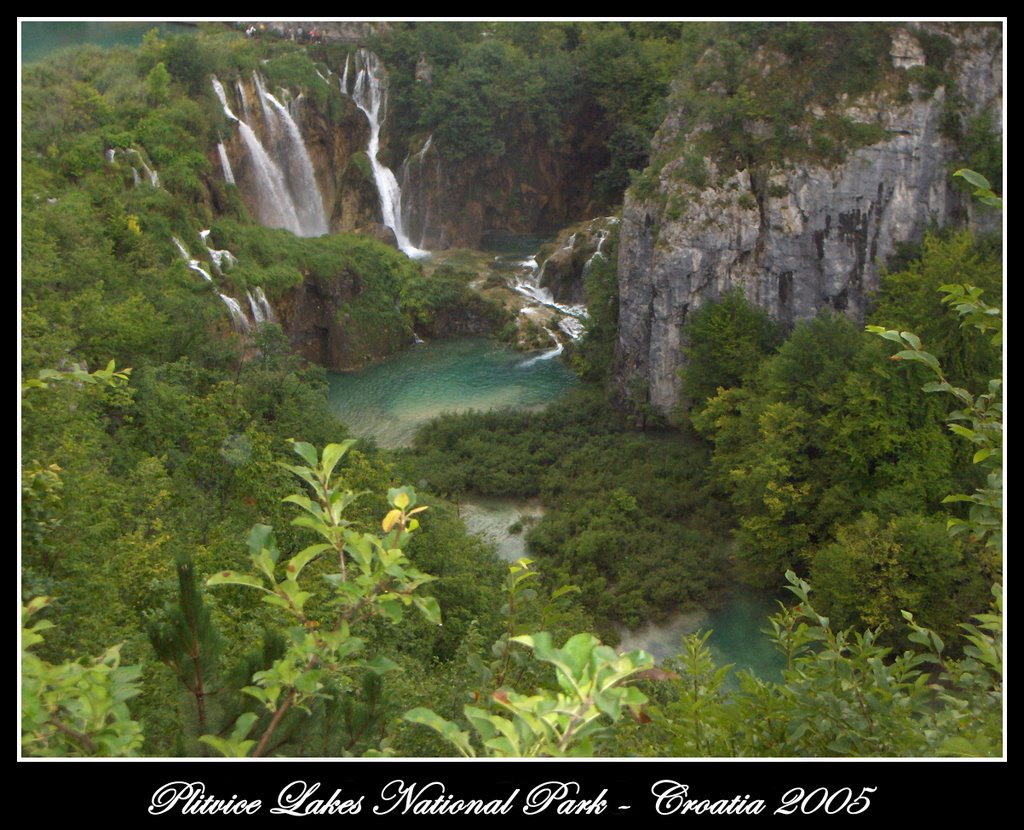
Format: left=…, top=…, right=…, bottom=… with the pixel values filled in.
left=246, top=287, right=277, bottom=324
left=519, top=327, right=564, bottom=367
left=106, top=146, right=160, bottom=189
left=171, top=230, right=276, bottom=335
left=217, top=142, right=235, bottom=184
left=346, top=50, right=428, bottom=259
left=219, top=294, right=250, bottom=333
left=171, top=236, right=213, bottom=282
left=212, top=75, right=326, bottom=238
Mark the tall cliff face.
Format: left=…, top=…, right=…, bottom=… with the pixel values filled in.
left=612, top=24, right=1002, bottom=415
left=397, top=103, right=610, bottom=250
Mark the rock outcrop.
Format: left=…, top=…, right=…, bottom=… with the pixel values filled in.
left=398, top=103, right=610, bottom=250
left=537, top=217, right=619, bottom=306
left=612, top=23, right=1002, bottom=415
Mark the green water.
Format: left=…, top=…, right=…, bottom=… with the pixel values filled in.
left=327, top=338, right=577, bottom=449
left=617, top=587, right=784, bottom=685
left=21, top=21, right=198, bottom=64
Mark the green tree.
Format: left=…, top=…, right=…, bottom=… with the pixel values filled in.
left=679, top=289, right=784, bottom=411
left=204, top=441, right=440, bottom=757
left=144, top=61, right=171, bottom=106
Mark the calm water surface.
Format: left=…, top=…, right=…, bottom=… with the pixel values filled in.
left=22, top=21, right=200, bottom=64
left=327, top=338, right=576, bottom=449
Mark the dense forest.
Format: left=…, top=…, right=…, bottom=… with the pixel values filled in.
left=21, top=21, right=1002, bottom=759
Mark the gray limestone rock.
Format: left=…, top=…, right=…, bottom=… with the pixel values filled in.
left=612, top=24, right=1002, bottom=416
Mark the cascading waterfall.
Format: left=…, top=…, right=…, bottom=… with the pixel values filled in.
left=519, top=327, right=564, bottom=367
left=238, top=117, right=305, bottom=235
left=252, top=73, right=279, bottom=141
left=340, top=53, right=350, bottom=96
left=219, top=294, right=250, bottom=333
left=171, top=236, right=213, bottom=282
left=200, top=229, right=237, bottom=274
left=581, top=228, right=610, bottom=277
left=217, top=142, right=235, bottom=184
left=244, top=288, right=277, bottom=324
left=106, top=146, right=159, bottom=188
left=236, top=79, right=252, bottom=122
left=254, top=287, right=276, bottom=322
left=173, top=230, right=274, bottom=333
left=247, top=290, right=266, bottom=323
left=127, top=148, right=159, bottom=187
left=212, top=75, right=325, bottom=238
left=256, top=85, right=329, bottom=236
left=346, top=50, right=428, bottom=258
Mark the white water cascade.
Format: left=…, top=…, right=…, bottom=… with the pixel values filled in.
left=341, top=53, right=350, bottom=96
left=200, top=229, right=237, bottom=274
left=246, top=287, right=277, bottom=324
left=172, top=229, right=275, bottom=335
left=217, top=142, right=236, bottom=184
left=171, top=236, right=213, bottom=282
left=255, top=81, right=329, bottom=237
left=346, top=50, right=428, bottom=258
left=519, top=326, right=564, bottom=367
left=212, top=75, right=325, bottom=238
left=219, top=294, right=250, bottom=333
left=127, top=148, right=159, bottom=187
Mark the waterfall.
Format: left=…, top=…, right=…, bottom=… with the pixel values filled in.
left=519, top=328, right=564, bottom=367
left=172, top=235, right=213, bottom=282
left=255, top=287, right=276, bottom=322
left=341, top=53, right=350, bottom=96
left=217, top=142, right=235, bottom=184
left=347, top=50, right=428, bottom=258
left=236, top=79, right=252, bottom=122
left=212, top=76, right=238, bottom=121
left=244, top=289, right=276, bottom=324
left=214, top=75, right=327, bottom=238
left=252, top=72, right=279, bottom=141
left=256, top=85, right=328, bottom=236
left=246, top=290, right=266, bottom=323
left=400, top=134, right=433, bottom=248
left=171, top=230, right=271, bottom=336
left=581, top=228, right=610, bottom=278
left=200, top=229, right=237, bottom=274
left=219, top=294, right=250, bottom=332
left=172, top=236, right=191, bottom=261
left=236, top=119, right=305, bottom=236
left=127, top=148, right=159, bottom=187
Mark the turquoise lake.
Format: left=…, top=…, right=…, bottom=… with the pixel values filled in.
left=327, top=337, right=577, bottom=449
left=21, top=21, right=199, bottom=64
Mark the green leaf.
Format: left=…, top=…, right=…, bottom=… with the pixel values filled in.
left=412, top=595, right=442, bottom=626
left=403, top=708, right=475, bottom=757
left=953, top=168, right=991, bottom=190
left=899, top=331, right=922, bottom=351
left=246, top=524, right=276, bottom=559
left=321, top=440, right=355, bottom=481
left=208, top=571, right=272, bottom=593
left=363, top=655, right=401, bottom=675
left=285, top=544, right=332, bottom=581
left=290, top=440, right=319, bottom=467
